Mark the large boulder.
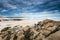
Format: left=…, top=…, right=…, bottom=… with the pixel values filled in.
left=34, top=19, right=60, bottom=37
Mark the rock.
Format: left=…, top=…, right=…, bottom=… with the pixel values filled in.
left=46, top=30, right=60, bottom=40
left=0, top=19, right=60, bottom=40
left=34, top=19, right=60, bottom=37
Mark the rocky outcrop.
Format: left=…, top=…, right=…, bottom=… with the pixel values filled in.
left=0, top=17, right=23, bottom=22
left=34, top=19, right=60, bottom=37
left=0, top=19, right=60, bottom=40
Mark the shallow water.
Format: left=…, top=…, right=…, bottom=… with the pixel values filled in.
left=0, top=19, right=39, bottom=30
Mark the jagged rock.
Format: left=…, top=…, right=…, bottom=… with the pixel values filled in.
left=0, top=19, right=60, bottom=40
left=17, top=31, right=24, bottom=40
left=34, top=19, right=60, bottom=37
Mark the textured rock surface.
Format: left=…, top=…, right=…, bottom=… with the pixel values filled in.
left=0, top=19, right=60, bottom=40
left=46, top=30, right=60, bottom=40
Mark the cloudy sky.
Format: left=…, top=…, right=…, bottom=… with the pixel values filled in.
left=0, top=0, right=60, bottom=20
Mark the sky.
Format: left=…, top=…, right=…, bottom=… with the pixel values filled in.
left=0, top=0, right=60, bottom=20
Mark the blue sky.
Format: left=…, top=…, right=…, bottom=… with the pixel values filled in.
left=0, top=0, right=60, bottom=20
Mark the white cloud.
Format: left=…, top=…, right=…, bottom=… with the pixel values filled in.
left=13, top=11, right=60, bottom=21
left=1, top=9, right=7, bottom=12
left=4, top=3, right=17, bottom=9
